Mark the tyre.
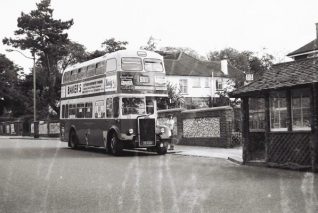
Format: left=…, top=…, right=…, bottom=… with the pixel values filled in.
left=69, top=130, right=78, bottom=149
left=110, top=133, right=122, bottom=156
left=156, top=142, right=167, bottom=155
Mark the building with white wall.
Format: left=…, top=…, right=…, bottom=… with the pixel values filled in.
left=161, top=51, right=245, bottom=108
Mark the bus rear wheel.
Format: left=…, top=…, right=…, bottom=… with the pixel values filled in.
left=110, top=133, right=122, bottom=156
left=69, top=130, right=78, bottom=149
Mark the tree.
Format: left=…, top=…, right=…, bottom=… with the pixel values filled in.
left=140, top=36, right=160, bottom=51
left=160, top=46, right=206, bottom=61
left=59, top=41, right=88, bottom=71
left=0, top=54, right=28, bottom=117
left=101, top=38, right=128, bottom=53
left=207, top=47, right=274, bottom=81
left=207, top=47, right=274, bottom=106
left=3, top=0, right=74, bottom=118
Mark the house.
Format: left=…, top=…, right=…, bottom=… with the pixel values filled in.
left=287, top=23, right=318, bottom=60
left=159, top=51, right=245, bottom=109
left=230, top=23, right=318, bottom=172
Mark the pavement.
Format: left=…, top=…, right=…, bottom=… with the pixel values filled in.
left=1, top=136, right=243, bottom=163
left=167, top=144, right=243, bottom=163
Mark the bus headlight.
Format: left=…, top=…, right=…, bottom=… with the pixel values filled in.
left=160, top=128, right=165, bottom=134
left=128, top=128, right=134, bottom=135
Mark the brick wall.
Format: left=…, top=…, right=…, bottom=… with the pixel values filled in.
left=158, top=106, right=235, bottom=147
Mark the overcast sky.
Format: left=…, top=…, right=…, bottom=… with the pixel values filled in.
left=1, top=0, right=318, bottom=72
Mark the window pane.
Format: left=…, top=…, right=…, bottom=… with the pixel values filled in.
left=63, top=72, right=71, bottom=83
left=113, top=97, right=119, bottom=117
left=106, top=98, right=113, bottom=118
left=146, top=98, right=154, bottom=114
left=144, top=59, right=163, bottom=72
left=249, top=98, right=265, bottom=130
left=122, top=98, right=145, bottom=115
left=65, top=105, right=69, bottom=118
left=96, top=61, right=106, bottom=75
left=192, top=78, right=201, bottom=88
left=85, top=102, right=92, bottom=118
left=76, top=103, right=84, bottom=118
left=70, top=70, right=78, bottom=81
left=69, top=104, right=76, bottom=118
left=95, top=100, right=105, bottom=118
left=106, top=59, right=117, bottom=72
left=122, top=57, right=142, bottom=71
left=61, top=105, right=65, bottom=119
left=204, top=78, right=210, bottom=88
left=77, top=67, right=86, bottom=79
left=291, top=88, right=310, bottom=129
left=179, top=79, right=188, bottom=94
left=87, top=65, right=96, bottom=77
left=270, top=92, right=287, bottom=130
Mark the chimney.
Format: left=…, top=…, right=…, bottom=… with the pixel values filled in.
left=221, top=59, right=228, bottom=76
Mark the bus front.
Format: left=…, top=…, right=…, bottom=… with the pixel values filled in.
left=112, top=50, right=171, bottom=154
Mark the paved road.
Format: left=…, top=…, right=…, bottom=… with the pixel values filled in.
left=0, top=137, right=317, bottom=213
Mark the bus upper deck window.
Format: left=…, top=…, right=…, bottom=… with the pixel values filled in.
left=96, top=61, right=106, bottom=75
left=144, top=59, right=163, bottom=72
left=63, top=72, right=71, bottom=83
left=87, top=65, right=96, bottom=77
left=106, top=59, right=117, bottom=72
left=121, top=57, right=142, bottom=71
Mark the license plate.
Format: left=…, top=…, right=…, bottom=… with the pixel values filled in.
left=139, top=76, right=149, bottom=83
left=141, top=140, right=155, bottom=146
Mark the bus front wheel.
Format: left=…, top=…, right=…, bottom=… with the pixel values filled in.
left=69, top=130, right=78, bottom=149
left=110, top=133, right=122, bottom=156
left=156, top=142, right=167, bottom=155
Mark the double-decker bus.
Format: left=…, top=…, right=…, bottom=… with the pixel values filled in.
left=60, top=50, right=171, bottom=155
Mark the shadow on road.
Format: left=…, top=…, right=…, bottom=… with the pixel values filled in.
left=0, top=145, right=159, bottom=160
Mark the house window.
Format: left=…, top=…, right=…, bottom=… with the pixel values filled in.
left=249, top=98, right=265, bottom=130
left=204, top=78, right=210, bottom=88
left=179, top=79, right=188, bottom=94
left=270, top=91, right=287, bottom=131
left=291, top=88, right=311, bottom=130
left=192, top=78, right=201, bottom=88
left=216, top=80, right=223, bottom=90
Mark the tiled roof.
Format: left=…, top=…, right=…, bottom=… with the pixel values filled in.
left=287, top=39, right=318, bottom=57
left=231, top=57, right=318, bottom=97
left=163, top=52, right=245, bottom=79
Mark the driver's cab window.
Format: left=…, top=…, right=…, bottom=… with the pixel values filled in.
left=146, top=97, right=155, bottom=115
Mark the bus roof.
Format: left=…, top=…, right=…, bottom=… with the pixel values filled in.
left=63, top=50, right=163, bottom=73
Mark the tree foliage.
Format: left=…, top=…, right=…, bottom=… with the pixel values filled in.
left=0, top=54, right=28, bottom=117
left=207, top=47, right=274, bottom=81
left=3, top=0, right=74, bottom=118
left=101, top=38, right=128, bottom=53
left=160, top=46, right=206, bottom=61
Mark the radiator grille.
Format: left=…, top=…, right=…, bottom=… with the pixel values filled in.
left=139, top=118, right=156, bottom=146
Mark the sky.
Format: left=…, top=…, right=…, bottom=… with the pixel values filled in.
left=1, top=0, right=318, bottom=73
